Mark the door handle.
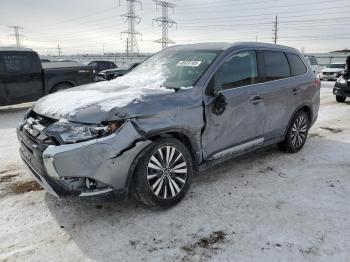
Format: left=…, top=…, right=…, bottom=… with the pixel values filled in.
left=250, top=96, right=263, bottom=105
left=292, top=88, right=299, bottom=95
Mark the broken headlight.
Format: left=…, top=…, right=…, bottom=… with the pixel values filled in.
left=45, top=121, right=122, bottom=144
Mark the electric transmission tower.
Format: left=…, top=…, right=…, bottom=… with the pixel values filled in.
left=153, top=0, right=177, bottom=49
left=121, top=0, right=142, bottom=56
left=8, top=26, right=24, bottom=48
left=272, top=15, right=279, bottom=44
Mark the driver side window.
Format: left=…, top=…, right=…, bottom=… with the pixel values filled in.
left=213, top=51, right=258, bottom=91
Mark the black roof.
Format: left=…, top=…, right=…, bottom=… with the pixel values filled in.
left=0, top=47, right=34, bottom=52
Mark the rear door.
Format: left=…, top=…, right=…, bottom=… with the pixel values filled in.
left=2, top=51, right=43, bottom=105
left=256, top=50, right=296, bottom=141
left=202, top=50, right=266, bottom=159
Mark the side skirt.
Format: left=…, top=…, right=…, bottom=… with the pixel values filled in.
left=197, top=137, right=281, bottom=172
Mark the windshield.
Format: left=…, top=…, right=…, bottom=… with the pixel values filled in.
left=128, top=48, right=221, bottom=89
left=327, top=64, right=345, bottom=69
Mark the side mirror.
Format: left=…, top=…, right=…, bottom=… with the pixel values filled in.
left=212, top=91, right=227, bottom=116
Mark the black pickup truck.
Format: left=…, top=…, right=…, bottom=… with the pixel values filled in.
left=0, top=48, right=95, bottom=106
left=94, top=62, right=140, bottom=81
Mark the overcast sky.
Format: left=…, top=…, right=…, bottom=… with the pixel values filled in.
left=1, top=0, right=349, bottom=55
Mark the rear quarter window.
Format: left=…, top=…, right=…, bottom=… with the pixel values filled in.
left=287, top=53, right=307, bottom=76
left=261, top=51, right=290, bottom=81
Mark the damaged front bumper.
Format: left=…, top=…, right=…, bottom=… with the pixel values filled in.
left=17, top=120, right=151, bottom=198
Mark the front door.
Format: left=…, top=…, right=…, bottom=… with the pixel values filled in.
left=202, top=50, right=265, bottom=159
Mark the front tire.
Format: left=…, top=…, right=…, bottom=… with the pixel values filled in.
left=336, top=95, right=346, bottom=103
left=133, top=138, right=193, bottom=208
left=279, top=110, right=309, bottom=153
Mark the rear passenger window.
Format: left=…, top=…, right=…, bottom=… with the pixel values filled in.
left=213, top=51, right=258, bottom=91
left=2, top=53, right=38, bottom=74
left=261, top=51, right=290, bottom=81
left=287, top=53, right=307, bottom=76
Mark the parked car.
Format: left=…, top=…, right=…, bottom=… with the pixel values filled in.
left=319, top=63, right=346, bottom=81
left=88, top=60, right=117, bottom=73
left=95, top=63, right=140, bottom=81
left=304, top=55, right=321, bottom=75
left=17, top=42, right=320, bottom=208
left=333, top=56, right=350, bottom=103
left=0, top=48, right=95, bottom=106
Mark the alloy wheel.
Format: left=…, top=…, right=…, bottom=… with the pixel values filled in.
left=290, top=115, right=308, bottom=148
left=147, top=146, right=187, bottom=199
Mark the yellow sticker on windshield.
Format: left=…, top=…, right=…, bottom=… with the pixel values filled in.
left=176, top=61, right=202, bottom=67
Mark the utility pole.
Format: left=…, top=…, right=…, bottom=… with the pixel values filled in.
left=256, top=35, right=258, bottom=42
left=57, top=44, right=62, bottom=57
left=8, top=26, right=24, bottom=48
left=153, top=0, right=177, bottom=49
left=121, top=0, right=142, bottom=56
left=272, top=15, right=278, bottom=44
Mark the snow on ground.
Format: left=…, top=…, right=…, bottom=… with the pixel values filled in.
left=0, top=81, right=350, bottom=262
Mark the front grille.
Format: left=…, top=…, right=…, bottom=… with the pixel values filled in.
left=22, top=112, right=58, bottom=146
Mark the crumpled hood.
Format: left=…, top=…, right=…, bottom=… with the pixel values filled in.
left=33, top=79, right=175, bottom=124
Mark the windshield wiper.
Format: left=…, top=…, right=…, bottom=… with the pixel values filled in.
left=162, top=85, right=181, bottom=91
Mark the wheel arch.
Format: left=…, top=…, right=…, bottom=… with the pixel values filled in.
left=125, top=130, right=199, bottom=194
left=283, top=103, right=313, bottom=138
left=49, top=81, right=75, bottom=93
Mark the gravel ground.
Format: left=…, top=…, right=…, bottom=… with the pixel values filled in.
left=0, top=82, right=349, bottom=262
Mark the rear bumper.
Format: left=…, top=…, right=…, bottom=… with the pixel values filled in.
left=17, top=120, right=151, bottom=198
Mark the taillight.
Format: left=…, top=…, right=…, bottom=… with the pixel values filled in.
left=315, top=78, right=321, bottom=88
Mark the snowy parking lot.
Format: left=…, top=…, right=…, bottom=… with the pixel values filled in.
left=0, top=81, right=349, bottom=262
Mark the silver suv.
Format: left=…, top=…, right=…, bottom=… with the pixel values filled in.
left=17, top=42, right=320, bottom=208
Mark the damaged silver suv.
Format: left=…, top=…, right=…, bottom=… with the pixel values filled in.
left=17, top=42, right=320, bottom=208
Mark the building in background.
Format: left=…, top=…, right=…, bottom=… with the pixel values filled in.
left=306, top=50, right=350, bottom=66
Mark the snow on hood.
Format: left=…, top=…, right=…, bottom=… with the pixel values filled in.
left=33, top=61, right=174, bottom=120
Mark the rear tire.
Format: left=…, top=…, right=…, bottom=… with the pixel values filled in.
left=279, top=110, right=309, bottom=153
left=133, top=138, right=193, bottom=208
left=336, top=95, right=346, bottom=103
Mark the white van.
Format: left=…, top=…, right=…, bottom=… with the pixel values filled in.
left=304, top=55, right=321, bottom=75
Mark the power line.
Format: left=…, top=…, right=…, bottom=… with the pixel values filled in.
left=22, top=1, right=350, bottom=34
left=272, top=15, right=278, bottom=44
left=153, top=0, right=177, bottom=49
left=30, top=6, right=118, bottom=29
left=121, top=0, right=142, bottom=55
left=178, top=5, right=350, bottom=23
left=8, top=26, right=25, bottom=48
